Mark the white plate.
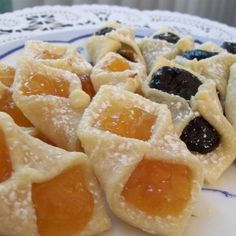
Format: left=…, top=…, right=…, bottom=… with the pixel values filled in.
left=0, top=28, right=236, bottom=236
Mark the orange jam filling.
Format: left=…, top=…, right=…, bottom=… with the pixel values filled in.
left=40, top=49, right=64, bottom=59
left=78, top=74, right=96, bottom=98
left=122, top=159, right=192, bottom=217
left=0, top=90, right=32, bottom=127
left=32, top=165, right=94, bottom=236
left=0, top=66, right=15, bottom=87
left=0, top=128, right=12, bottom=183
left=94, top=105, right=156, bottom=141
left=106, top=57, right=130, bottom=72
left=34, top=130, right=56, bottom=146
left=21, top=74, right=70, bottom=97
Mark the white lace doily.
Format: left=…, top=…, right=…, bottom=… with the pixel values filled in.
left=0, top=4, right=236, bottom=44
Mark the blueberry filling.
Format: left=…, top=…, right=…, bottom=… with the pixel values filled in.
left=221, top=42, right=236, bottom=54
left=152, top=32, right=180, bottom=44
left=95, top=27, right=115, bottom=36
left=180, top=117, right=220, bottom=154
left=149, top=66, right=202, bottom=100
left=182, top=49, right=218, bottom=61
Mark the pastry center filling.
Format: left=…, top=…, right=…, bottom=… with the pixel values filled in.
left=95, top=27, right=115, bottom=35
left=0, top=90, right=32, bottom=127
left=149, top=66, right=202, bottom=100
left=94, top=104, right=156, bottom=141
left=182, top=49, right=218, bottom=61
left=106, top=57, right=130, bottom=72
left=152, top=32, right=180, bottom=44
left=0, top=66, right=15, bottom=87
left=21, top=74, right=70, bottom=97
left=0, top=128, right=12, bottom=183
left=180, top=116, right=221, bottom=154
left=32, top=165, right=94, bottom=236
left=221, top=41, right=236, bottom=54
left=117, top=44, right=137, bottom=62
left=122, top=159, right=192, bottom=217
left=77, top=74, right=96, bottom=98
left=40, top=49, right=65, bottom=59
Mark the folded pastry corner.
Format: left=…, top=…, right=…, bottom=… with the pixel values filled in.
left=0, top=111, right=111, bottom=236
left=78, top=85, right=203, bottom=236
left=12, top=56, right=90, bottom=151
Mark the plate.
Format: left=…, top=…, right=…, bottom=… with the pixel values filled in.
left=0, top=28, right=236, bottom=236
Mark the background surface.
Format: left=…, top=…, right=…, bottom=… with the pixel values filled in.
left=0, top=0, right=236, bottom=27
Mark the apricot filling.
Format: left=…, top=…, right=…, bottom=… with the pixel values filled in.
left=94, top=104, right=156, bottom=141
left=0, top=90, right=32, bottom=127
left=0, top=128, right=12, bottom=183
left=32, top=165, right=94, bottom=236
left=78, top=74, right=96, bottom=98
left=21, top=74, right=70, bottom=97
left=0, top=66, right=15, bottom=87
left=122, top=159, right=192, bottom=217
left=106, top=57, right=130, bottom=72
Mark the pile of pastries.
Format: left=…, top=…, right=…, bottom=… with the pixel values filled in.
left=1, top=21, right=236, bottom=236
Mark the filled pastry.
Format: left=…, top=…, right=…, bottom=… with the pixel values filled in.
left=139, top=27, right=194, bottom=73
left=78, top=85, right=203, bottom=236
left=174, top=41, right=236, bottom=102
left=87, top=21, right=145, bottom=65
left=90, top=52, right=146, bottom=92
left=12, top=57, right=90, bottom=151
left=142, top=57, right=236, bottom=183
left=0, top=112, right=111, bottom=236
left=24, top=40, right=95, bottom=98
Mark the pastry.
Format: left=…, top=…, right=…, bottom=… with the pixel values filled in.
left=90, top=52, right=146, bottom=92
left=12, top=57, right=90, bottom=151
left=78, top=85, right=203, bottom=236
left=142, top=57, right=236, bottom=183
left=139, top=27, right=194, bottom=73
left=174, top=41, right=236, bottom=102
left=0, top=112, right=111, bottom=236
left=24, top=40, right=96, bottom=98
left=87, top=21, right=145, bottom=65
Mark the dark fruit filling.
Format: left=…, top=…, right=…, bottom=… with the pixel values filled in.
left=221, top=42, right=236, bottom=54
left=152, top=32, right=180, bottom=44
left=149, top=66, right=202, bottom=100
left=182, top=49, right=218, bottom=60
left=117, top=45, right=137, bottom=62
left=180, top=117, right=220, bottom=154
left=95, top=27, right=115, bottom=36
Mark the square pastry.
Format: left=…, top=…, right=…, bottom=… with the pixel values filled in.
left=174, top=41, right=236, bottom=102
left=24, top=40, right=95, bottom=98
left=90, top=52, right=146, bottom=93
left=0, top=112, right=111, bottom=236
left=87, top=21, right=145, bottom=65
left=12, top=57, right=90, bottom=151
left=142, top=57, right=236, bottom=183
left=139, top=27, right=194, bottom=73
left=78, top=85, right=203, bottom=236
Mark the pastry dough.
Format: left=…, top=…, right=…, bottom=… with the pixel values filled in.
left=142, top=58, right=236, bottom=183
left=12, top=57, right=90, bottom=151
left=90, top=52, right=146, bottom=92
left=0, top=112, right=111, bottom=236
left=174, top=42, right=236, bottom=102
left=139, top=27, right=194, bottom=73
left=24, top=40, right=95, bottom=98
left=87, top=21, right=145, bottom=65
left=78, top=85, right=203, bottom=236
